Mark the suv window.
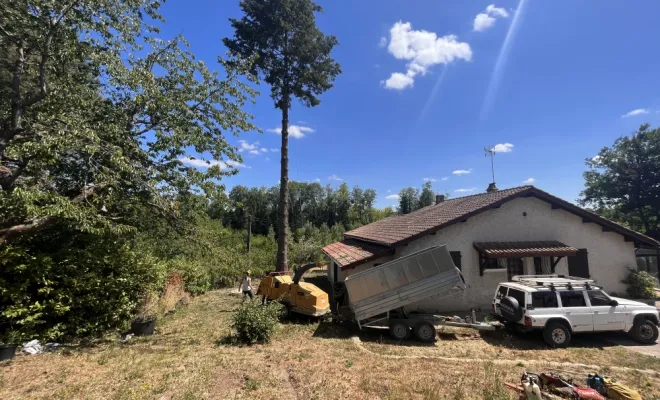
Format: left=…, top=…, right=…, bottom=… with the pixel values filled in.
left=559, top=291, right=586, bottom=307
left=531, top=291, right=558, bottom=308
left=587, top=290, right=611, bottom=306
left=508, top=288, right=526, bottom=307
left=497, top=286, right=508, bottom=298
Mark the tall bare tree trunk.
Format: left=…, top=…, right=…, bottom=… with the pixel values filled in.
left=276, top=105, right=289, bottom=272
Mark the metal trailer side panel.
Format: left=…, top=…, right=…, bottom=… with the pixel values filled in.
left=343, top=246, right=466, bottom=324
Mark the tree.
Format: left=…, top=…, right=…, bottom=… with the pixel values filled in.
left=418, top=181, right=435, bottom=209
left=581, top=124, right=660, bottom=239
left=0, top=0, right=256, bottom=245
left=223, top=0, right=341, bottom=271
left=398, top=187, right=419, bottom=215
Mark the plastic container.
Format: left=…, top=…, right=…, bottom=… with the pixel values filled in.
left=0, top=344, right=18, bottom=361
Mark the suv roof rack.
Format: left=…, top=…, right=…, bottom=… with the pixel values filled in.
left=511, top=275, right=597, bottom=290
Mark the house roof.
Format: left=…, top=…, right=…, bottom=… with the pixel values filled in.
left=322, top=239, right=392, bottom=270
left=342, top=185, right=660, bottom=248
left=473, top=241, right=578, bottom=258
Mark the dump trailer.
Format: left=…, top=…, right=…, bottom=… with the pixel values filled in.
left=343, top=245, right=476, bottom=342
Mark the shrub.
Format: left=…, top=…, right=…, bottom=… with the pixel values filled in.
left=621, top=269, right=657, bottom=299
left=0, top=232, right=167, bottom=341
left=231, top=300, right=281, bottom=345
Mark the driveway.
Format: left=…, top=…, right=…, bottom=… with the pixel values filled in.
left=602, top=331, right=660, bottom=358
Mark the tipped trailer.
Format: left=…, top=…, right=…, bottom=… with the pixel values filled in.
left=341, top=245, right=505, bottom=341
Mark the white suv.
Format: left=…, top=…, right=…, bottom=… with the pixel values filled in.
left=492, top=275, right=659, bottom=348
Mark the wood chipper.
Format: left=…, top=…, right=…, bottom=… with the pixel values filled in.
left=256, top=263, right=330, bottom=317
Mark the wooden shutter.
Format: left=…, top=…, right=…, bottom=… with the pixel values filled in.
left=568, top=249, right=590, bottom=278
left=450, top=251, right=462, bottom=271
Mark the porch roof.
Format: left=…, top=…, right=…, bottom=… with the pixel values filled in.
left=473, top=241, right=578, bottom=258
left=322, top=239, right=393, bottom=270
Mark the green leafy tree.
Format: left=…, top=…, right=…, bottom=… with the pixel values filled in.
left=0, top=0, right=255, bottom=340
left=418, top=181, right=435, bottom=209
left=223, top=0, right=341, bottom=271
left=581, top=124, right=660, bottom=239
left=398, top=187, right=419, bottom=215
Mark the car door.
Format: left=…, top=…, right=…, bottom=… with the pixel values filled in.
left=559, top=291, right=593, bottom=332
left=587, top=290, right=625, bottom=331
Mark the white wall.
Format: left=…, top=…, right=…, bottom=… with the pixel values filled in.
left=338, top=197, right=637, bottom=312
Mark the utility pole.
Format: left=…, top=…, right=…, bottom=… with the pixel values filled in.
left=246, top=215, right=252, bottom=253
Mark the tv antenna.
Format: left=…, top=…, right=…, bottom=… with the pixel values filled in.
left=484, top=146, right=496, bottom=183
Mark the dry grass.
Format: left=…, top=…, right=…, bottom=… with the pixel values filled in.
left=1, top=289, right=659, bottom=400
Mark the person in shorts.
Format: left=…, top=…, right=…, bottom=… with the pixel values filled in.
left=239, top=271, right=254, bottom=299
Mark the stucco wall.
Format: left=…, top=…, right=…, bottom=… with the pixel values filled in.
left=334, top=197, right=637, bottom=312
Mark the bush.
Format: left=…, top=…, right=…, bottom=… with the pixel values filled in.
left=231, top=300, right=281, bottom=345
left=621, top=269, right=657, bottom=299
left=0, top=231, right=167, bottom=341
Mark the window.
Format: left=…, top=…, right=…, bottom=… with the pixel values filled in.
left=559, top=291, right=586, bottom=307
left=508, top=288, right=526, bottom=307
left=497, top=286, right=508, bottom=298
left=507, top=258, right=524, bottom=281
left=483, top=258, right=506, bottom=269
left=532, top=292, right=558, bottom=308
left=450, top=251, right=462, bottom=271
left=587, top=290, right=612, bottom=306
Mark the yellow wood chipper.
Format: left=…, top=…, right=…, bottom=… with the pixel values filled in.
left=256, top=263, right=330, bottom=317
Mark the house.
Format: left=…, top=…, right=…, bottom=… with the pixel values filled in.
left=322, top=185, right=660, bottom=312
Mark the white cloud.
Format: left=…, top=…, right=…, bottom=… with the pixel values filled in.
left=486, top=4, right=509, bottom=18
left=441, top=177, right=449, bottom=181
left=387, top=189, right=392, bottom=193
left=454, top=188, right=477, bottom=193
left=621, top=108, right=650, bottom=118
left=473, top=14, right=496, bottom=32
left=178, top=157, right=247, bottom=170
left=383, top=72, right=415, bottom=90
left=423, top=177, right=437, bottom=182
left=328, top=174, right=343, bottom=182
left=452, top=169, right=472, bottom=175
left=474, top=4, right=509, bottom=32
left=491, top=143, right=514, bottom=153
left=315, top=178, right=321, bottom=182
left=260, top=148, right=268, bottom=153
left=248, top=149, right=260, bottom=155
left=265, top=157, right=270, bottom=161
left=381, top=21, right=472, bottom=91
left=379, top=36, right=387, bottom=48
left=592, top=155, right=601, bottom=163
left=268, top=125, right=315, bottom=139
left=270, top=148, right=279, bottom=152
left=522, top=177, right=535, bottom=184
left=386, top=194, right=400, bottom=200
left=238, top=140, right=259, bottom=153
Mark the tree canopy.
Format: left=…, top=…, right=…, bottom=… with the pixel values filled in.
left=223, top=0, right=341, bottom=271
left=581, top=124, right=660, bottom=239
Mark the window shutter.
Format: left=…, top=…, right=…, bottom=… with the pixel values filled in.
left=450, top=251, right=462, bottom=271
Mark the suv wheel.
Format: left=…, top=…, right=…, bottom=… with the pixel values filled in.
left=631, top=319, right=659, bottom=344
left=543, top=322, right=571, bottom=348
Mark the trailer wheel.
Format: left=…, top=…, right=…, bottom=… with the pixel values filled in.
left=389, top=321, right=411, bottom=340
left=414, top=322, right=436, bottom=342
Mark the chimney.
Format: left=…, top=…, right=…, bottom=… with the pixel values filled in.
left=486, top=182, right=499, bottom=193
left=435, top=194, right=445, bottom=204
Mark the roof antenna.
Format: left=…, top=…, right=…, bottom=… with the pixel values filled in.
left=484, top=146, right=498, bottom=193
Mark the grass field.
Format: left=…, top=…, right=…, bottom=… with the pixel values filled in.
left=1, top=289, right=659, bottom=399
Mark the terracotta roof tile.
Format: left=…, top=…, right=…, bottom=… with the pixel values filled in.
left=344, top=186, right=532, bottom=246
left=473, top=241, right=578, bottom=258
left=322, top=239, right=391, bottom=269
left=343, top=185, right=659, bottom=248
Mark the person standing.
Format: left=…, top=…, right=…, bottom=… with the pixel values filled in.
left=239, top=271, right=254, bottom=299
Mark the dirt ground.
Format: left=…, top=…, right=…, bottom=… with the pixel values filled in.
left=1, top=289, right=659, bottom=400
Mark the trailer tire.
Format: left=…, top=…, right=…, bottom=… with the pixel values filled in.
left=389, top=321, right=411, bottom=340
left=414, top=322, right=436, bottom=342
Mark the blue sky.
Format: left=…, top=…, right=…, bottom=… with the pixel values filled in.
left=162, top=0, right=660, bottom=208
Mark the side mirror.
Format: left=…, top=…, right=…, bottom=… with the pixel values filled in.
left=610, top=300, right=619, bottom=307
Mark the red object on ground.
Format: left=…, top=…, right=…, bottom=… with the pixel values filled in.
left=573, top=387, right=606, bottom=400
